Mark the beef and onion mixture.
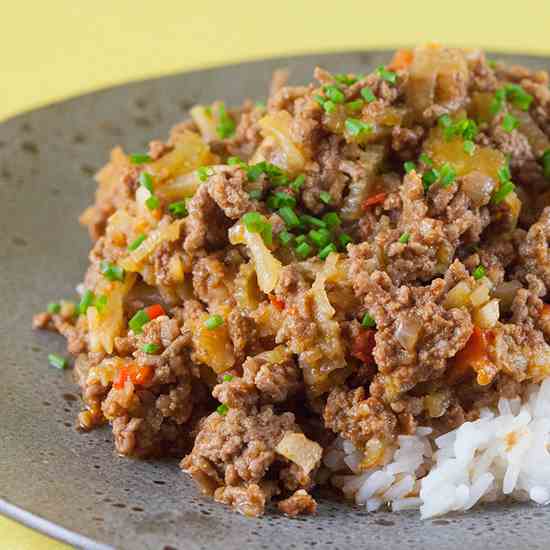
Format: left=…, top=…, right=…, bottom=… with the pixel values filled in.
left=35, top=44, right=550, bottom=518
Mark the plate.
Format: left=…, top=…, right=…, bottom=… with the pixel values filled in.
left=1, top=50, right=549, bottom=550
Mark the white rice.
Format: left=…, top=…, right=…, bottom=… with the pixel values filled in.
left=324, top=378, right=550, bottom=518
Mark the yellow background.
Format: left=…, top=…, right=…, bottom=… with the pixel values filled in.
left=1, top=0, right=549, bottom=547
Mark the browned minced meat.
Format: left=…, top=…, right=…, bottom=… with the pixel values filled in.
left=35, top=45, right=550, bottom=518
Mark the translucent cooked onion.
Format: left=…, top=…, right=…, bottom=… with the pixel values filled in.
left=460, top=171, right=495, bottom=208
left=493, top=281, right=522, bottom=311
left=395, top=316, right=421, bottom=351
left=275, top=432, right=323, bottom=474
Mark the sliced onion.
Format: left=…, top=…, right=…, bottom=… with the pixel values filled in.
left=460, top=171, right=495, bottom=208
left=395, top=316, right=421, bottom=351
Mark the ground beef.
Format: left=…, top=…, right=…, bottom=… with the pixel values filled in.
left=277, top=489, right=317, bottom=516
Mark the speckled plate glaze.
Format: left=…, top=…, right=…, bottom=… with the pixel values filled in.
left=1, top=50, right=550, bottom=550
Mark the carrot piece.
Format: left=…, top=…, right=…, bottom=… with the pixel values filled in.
left=134, top=365, right=154, bottom=385
left=113, top=365, right=131, bottom=389
left=363, top=193, right=387, bottom=210
left=448, top=326, right=490, bottom=385
left=145, top=304, right=165, bottom=320
left=388, top=49, right=414, bottom=71
left=351, top=329, right=376, bottom=365
left=269, top=294, right=285, bottom=311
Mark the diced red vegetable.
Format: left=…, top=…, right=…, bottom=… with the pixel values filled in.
left=448, top=326, right=491, bottom=384
left=145, top=304, right=165, bottom=320
left=351, top=329, right=376, bottom=365
left=269, top=294, right=286, bottom=311
left=388, top=49, right=414, bottom=71
left=113, top=364, right=154, bottom=389
left=363, top=193, right=387, bottom=209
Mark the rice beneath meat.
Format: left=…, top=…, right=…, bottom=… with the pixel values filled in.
left=326, top=378, right=550, bottom=517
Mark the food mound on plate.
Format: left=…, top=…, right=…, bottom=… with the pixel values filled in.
left=35, top=44, right=550, bottom=519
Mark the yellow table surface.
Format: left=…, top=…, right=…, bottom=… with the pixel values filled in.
left=2, top=0, right=550, bottom=547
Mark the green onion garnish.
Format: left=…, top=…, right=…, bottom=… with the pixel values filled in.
left=216, top=103, right=236, bottom=139
left=78, top=290, right=95, bottom=315
left=142, top=343, right=160, bottom=354
left=473, top=265, right=486, bottom=280
left=376, top=65, right=397, bottom=85
left=295, top=242, right=312, bottom=259
left=243, top=212, right=267, bottom=233
left=217, top=403, right=229, bottom=415
left=361, top=87, right=376, bottom=103
left=404, top=161, right=416, bottom=174
left=334, top=74, right=358, bottom=86
left=145, top=195, right=160, bottom=210
left=319, top=242, right=337, bottom=260
left=322, top=212, right=341, bottom=228
left=100, top=260, right=125, bottom=282
left=129, top=309, right=150, bottom=334
left=346, top=99, right=364, bottom=112
left=439, top=163, right=456, bottom=187
left=278, top=231, right=294, bottom=246
left=338, top=233, right=353, bottom=250
left=290, top=174, right=305, bottom=192
left=300, top=214, right=327, bottom=229
left=295, top=234, right=307, bottom=245
left=422, top=168, right=439, bottom=191
left=503, top=83, right=533, bottom=111
left=323, top=85, right=345, bottom=104
left=438, top=114, right=453, bottom=129
left=491, top=181, right=516, bottom=205
left=248, top=189, right=263, bottom=200
left=419, top=153, right=432, bottom=166
left=498, top=165, right=511, bottom=184
left=129, top=153, right=151, bottom=165
left=246, top=163, right=265, bottom=182
left=502, top=113, right=519, bottom=132
left=197, top=166, right=213, bottom=182
left=542, top=149, right=550, bottom=179
left=345, top=118, right=373, bottom=137
left=319, top=191, right=332, bottom=205
left=322, top=100, right=336, bottom=114
left=48, top=353, right=68, bottom=369
left=398, top=232, right=410, bottom=244
left=278, top=207, right=300, bottom=229
left=139, top=172, right=154, bottom=193
left=223, top=374, right=234, bottom=382
left=227, top=156, right=244, bottom=166
left=94, top=294, right=108, bottom=314
left=128, top=234, right=146, bottom=251
left=309, top=229, right=331, bottom=249
left=205, top=314, right=224, bottom=330
left=274, top=191, right=297, bottom=208
left=361, top=312, right=376, bottom=328
left=168, top=200, right=188, bottom=218
left=47, top=302, right=61, bottom=314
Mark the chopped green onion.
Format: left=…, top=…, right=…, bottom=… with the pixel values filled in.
left=491, top=181, right=516, bottom=205
left=243, top=212, right=268, bottom=233
left=278, top=207, right=300, bottom=229
left=246, top=163, right=265, bottom=182
left=278, top=230, right=294, bottom=246
left=248, top=189, right=263, bottom=200
left=290, top=174, right=305, bottom=192
left=168, top=200, right=188, bottom=218
left=94, top=294, right=108, bottom=314
left=422, top=168, right=439, bottom=191
left=129, top=153, right=151, bottom=165
left=323, top=85, right=345, bottom=104
left=197, top=166, right=213, bottom=182
left=502, top=113, right=519, bottom=132
left=295, top=234, right=308, bottom=245
left=322, top=100, right=336, bottom=114
left=47, top=302, right=61, bottom=314
left=438, top=114, right=453, bottom=129
left=338, top=233, right=353, bottom=249
left=404, top=161, right=416, bottom=174
left=48, top=353, right=68, bottom=369
left=139, top=172, right=154, bottom=193
left=309, top=229, right=331, bottom=249
left=255, top=101, right=266, bottom=109
left=145, top=195, right=160, bottom=210
left=542, top=149, right=550, bottom=179
left=487, top=59, right=497, bottom=69
left=142, top=343, right=160, bottom=354
left=472, top=265, right=486, bottom=280
left=498, top=165, right=511, bottom=184
left=227, top=156, right=244, bottom=166
left=439, top=163, right=456, bottom=187
left=300, top=214, right=327, bottom=229
left=78, top=290, right=95, bottom=315
left=346, top=99, right=364, bottom=112
left=204, top=314, right=224, bottom=330
left=318, top=242, right=337, bottom=260
left=398, top=232, right=410, bottom=244
left=345, top=118, right=373, bottom=137
left=129, top=309, right=150, bottom=334
left=274, top=191, right=297, bottom=208
left=463, top=140, right=475, bottom=155
left=334, top=73, right=358, bottom=86
left=128, top=234, right=146, bottom=251
left=376, top=65, right=397, bottom=85
left=361, top=87, right=376, bottom=103
left=319, top=191, right=332, bottom=205
left=261, top=224, right=273, bottom=247
left=361, top=312, right=376, bottom=328
left=419, top=153, right=432, bottom=166
left=503, top=83, right=533, bottom=111
left=295, top=242, right=312, bottom=259
left=222, top=374, right=234, bottom=382
left=100, top=260, right=125, bottom=282
left=217, top=403, right=229, bottom=416
left=322, top=212, right=341, bottom=228
left=216, top=103, right=236, bottom=139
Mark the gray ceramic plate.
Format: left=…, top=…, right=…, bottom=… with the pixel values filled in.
left=1, top=50, right=550, bottom=550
